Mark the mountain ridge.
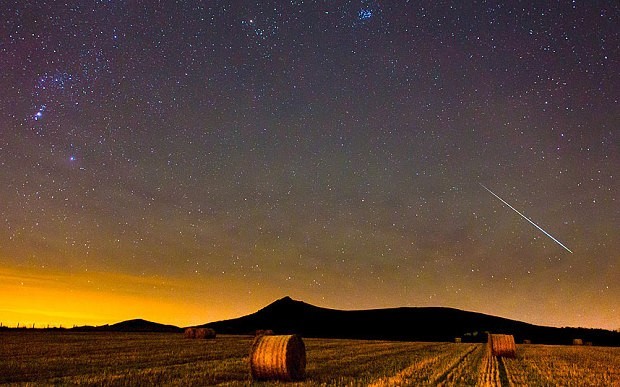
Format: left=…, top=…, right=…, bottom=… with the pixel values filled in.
left=71, top=318, right=183, bottom=333
left=60, top=296, right=620, bottom=345
left=200, top=296, right=620, bottom=346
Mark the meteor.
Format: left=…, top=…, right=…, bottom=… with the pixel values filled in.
left=480, top=183, right=573, bottom=254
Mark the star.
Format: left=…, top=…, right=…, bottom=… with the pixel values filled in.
left=358, top=9, right=373, bottom=21
left=33, top=105, right=46, bottom=121
left=0, top=0, right=616, bottom=331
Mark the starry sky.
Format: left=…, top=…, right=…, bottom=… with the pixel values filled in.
left=1, top=1, right=618, bottom=330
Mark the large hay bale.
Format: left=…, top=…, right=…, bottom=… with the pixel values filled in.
left=184, top=327, right=196, bottom=338
left=454, top=337, right=462, bottom=343
left=250, top=334, right=306, bottom=381
left=488, top=334, right=516, bottom=358
left=523, top=339, right=532, bottom=344
left=573, top=338, right=583, bottom=346
left=194, top=328, right=216, bottom=339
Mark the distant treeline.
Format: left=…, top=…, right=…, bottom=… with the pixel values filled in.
left=0, top=326, right=69, bottom=331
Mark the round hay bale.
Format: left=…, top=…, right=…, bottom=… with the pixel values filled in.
left=573, top=338, right=583, bottom=346
left=194, top=328, right=216, bottom=339
left=250, top=334, right=306, bottom=381
left=488, top=334, right=516, bottom=358
left=184, top=327, right=196, bottom=339
left=454, top=337, right=462, bottom=343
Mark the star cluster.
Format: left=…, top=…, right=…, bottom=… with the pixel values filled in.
left=0, top=1, right=618, bottom=329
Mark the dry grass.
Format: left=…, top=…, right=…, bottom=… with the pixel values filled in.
left=477, top=348, right=501, bottom=386
left=249, top=334, right=306, bottom=381
left=1, top=331, right=618, bottom=385
left=369, top=344, right=480, bottom=386
left=503, top=344, right=620, bottom=386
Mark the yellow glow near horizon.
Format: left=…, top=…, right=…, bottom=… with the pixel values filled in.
left=0, top=266, right=274, bottom=328
left=1, top=265, right=617, bottom=331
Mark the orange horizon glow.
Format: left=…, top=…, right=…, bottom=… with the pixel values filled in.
left=1, top=263, right=619, bottom=331
left=0, top=265, right=280, bottom=328
left=1, top=0, right=618, bottom=342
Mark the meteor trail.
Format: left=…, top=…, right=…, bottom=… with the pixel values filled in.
left=480, top=183, right=573, bottom=254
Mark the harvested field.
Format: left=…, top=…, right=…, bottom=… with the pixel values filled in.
left=0, top=331, right=618, bottom=385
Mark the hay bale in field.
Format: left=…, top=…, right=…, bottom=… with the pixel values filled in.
left=585, top=341, right=593, bottom=346
left=523, top=339, right=532, bottom=344
left=249, top=334, right=306, bottom=381
left=255, top=329, right=274, bottom=337
left=454, top=337, right=462, bottom=343
left=194, top=328, right=216, bottom=339
left=184, top=327, right=216, bottom=339
left=573, top=338, right=583, bottom=345
left=184, top=327, right=196, bottom=338
left=487, top=334, right=516, bottom=358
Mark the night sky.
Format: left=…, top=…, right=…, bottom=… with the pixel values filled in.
left=1, top=1, right=618, bottom=330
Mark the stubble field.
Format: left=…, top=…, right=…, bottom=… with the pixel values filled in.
left=1, top=331, right=619, bottom=386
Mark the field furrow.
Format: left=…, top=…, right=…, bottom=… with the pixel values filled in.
left=369, top=344, right=479, bottom=386
left=476, top=348, right=500, bottom=386
left=434, top=344, right=483, bottom=386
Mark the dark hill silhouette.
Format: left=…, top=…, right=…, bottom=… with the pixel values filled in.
left=108, top=319, right=182, bottom=332
left=62, top=297, right=619, bottom=345
left=202, top=296, right=620, bottom=346
left=72, top=318, right=182, bottom=333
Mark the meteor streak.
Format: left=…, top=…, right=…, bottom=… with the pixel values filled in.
left=480, top=183, right=573, bottom=254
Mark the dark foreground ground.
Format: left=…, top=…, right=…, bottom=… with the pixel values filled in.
left=1, top=331, right=619, bottom=385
